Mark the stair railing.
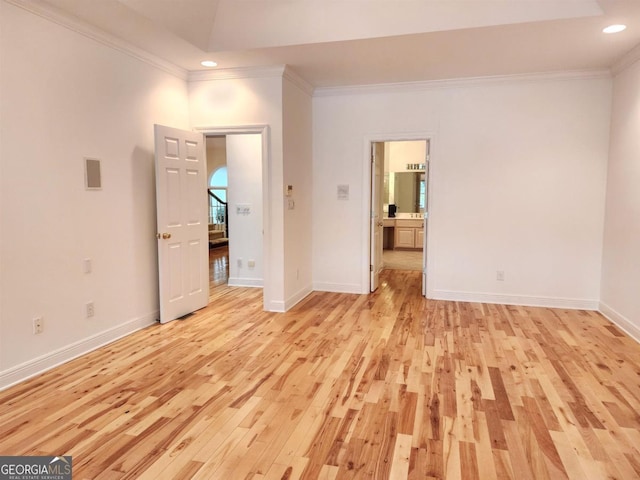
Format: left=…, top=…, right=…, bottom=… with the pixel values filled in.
left=208, top=189, right=228, bottom=239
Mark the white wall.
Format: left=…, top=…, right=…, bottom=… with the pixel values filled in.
left=0, top=0, right=4, bottom=372
left=600, top=60, right=640, bottom=341
left=206, top=136, right=226, bottom=182
left=387, top=141, right=427, bottom=173
left=227, top=134, right=264, bottom=286
left=313, top=75, right=612, bottom=308
left=0, top=2, right=190, bottom=386
left=282, top=77, right=313, bottom=308
left=189, top=74, right=285, bottom=310
left=189, top=70, right=314, bottom=311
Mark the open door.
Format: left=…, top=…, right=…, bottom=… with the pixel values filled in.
left=370, top=142, right=385, bottom=291
left=154, top=124, right=209, bottom=323
left=422, top=141, right=430, bottom=296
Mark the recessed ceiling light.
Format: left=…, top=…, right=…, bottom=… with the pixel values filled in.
left=603, top=24, right=627, bottom=34
left=201, top=60, right=218, bottom=67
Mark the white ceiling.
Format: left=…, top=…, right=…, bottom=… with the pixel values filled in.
left=36, top=0, right=640, bottom=87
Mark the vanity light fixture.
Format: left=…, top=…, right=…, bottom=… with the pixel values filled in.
left=603, top=24, right=627, bottom=34
left=201, top=60, right=218, bottom=67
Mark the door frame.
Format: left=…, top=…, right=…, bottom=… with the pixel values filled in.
left=362, top=133, right=436, bottom=298
left=194, top=124, right=272, bottom=311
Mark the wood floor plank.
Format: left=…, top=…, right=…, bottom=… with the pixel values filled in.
left=473, top=411, right=499, bottom=480
left=1, top=267, right=640, bottom=479
left=389, top=433, right=412, bottom=479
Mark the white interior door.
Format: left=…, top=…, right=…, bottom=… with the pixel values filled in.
left=370, top=142, right=385, bottom=291
left=154, top=124, right=208, bottom=323
left=422, top=141, right=430, bottom=297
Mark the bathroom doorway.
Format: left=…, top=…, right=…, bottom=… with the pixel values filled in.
left=369, top=138, right=431, bottom=296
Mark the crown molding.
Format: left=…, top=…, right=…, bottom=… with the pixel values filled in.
left=188, top=65, right=287, bottom=82
left=189, top=64, right=315, bottom=95
left=5, top=0, right=188, bottom=80
left=313, top=69, right=611, bottom=97
left=611, top=43, right=640, bottom=76
left=283, top=66, right=315, bottom=96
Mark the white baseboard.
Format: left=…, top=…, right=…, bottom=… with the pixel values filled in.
left=285, top=285, right=313, bottom=311
left=312, top=282, right=363, bottom=294
left=266, top=300, right=286, bottom=313
left=432, top=289, right=599, bottom=310
left=228, top=277, right=263, bottom=288
left=0, top=311, right=158, bottom=391
left=599, top=302, right=640, bottom=344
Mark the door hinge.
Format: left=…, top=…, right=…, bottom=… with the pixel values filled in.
left=370, top=264, right=374, bottom=272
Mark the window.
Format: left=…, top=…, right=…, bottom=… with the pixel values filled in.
left=210, top=166, right=228, bottom=202
left=209, top=167, right=227, bottom=226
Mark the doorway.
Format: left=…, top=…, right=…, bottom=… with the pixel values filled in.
left=207, top=135, right=230, bottom=289
left=368, top=138, right=431, bottom=296
left=198, top=128, right=269, bottom=307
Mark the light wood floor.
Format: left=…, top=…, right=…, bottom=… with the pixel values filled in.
left=1, top=271, right=640, bottom=479
left=209, top=245, right=229, bottom=289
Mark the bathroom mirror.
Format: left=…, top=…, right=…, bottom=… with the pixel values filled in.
left=384, top=172, right=425, bottom=214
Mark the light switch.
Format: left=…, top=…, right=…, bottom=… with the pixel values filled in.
left=236, top=204, right=251, bottom=215
left=337, top=184, right=349, bottom=200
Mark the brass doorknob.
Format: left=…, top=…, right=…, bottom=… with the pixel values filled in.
left=156, top=233, right=171, bottom=239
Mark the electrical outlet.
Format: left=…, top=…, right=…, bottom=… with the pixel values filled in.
left=237, top=258, right=242, bottom=268
left=33, top=316, right=44, bottom=335
left=248, top=260, right=255, bottom=268
left=83, top=258, right=92, bottom=274
left=497, top=270, right=505, bottom=281
left=86, top=301, right=95, bottom=318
